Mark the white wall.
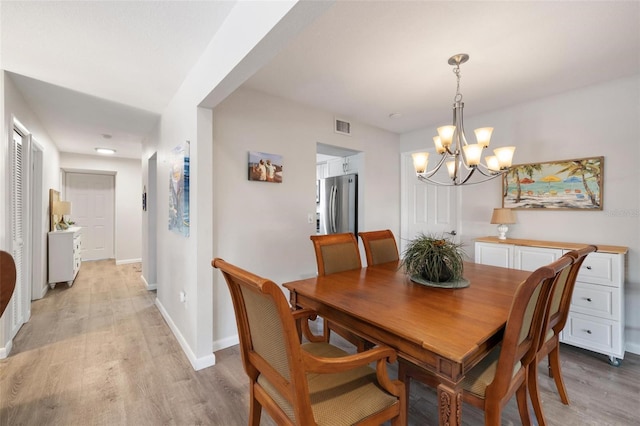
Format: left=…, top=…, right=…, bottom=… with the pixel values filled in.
left=211, top=87, right=400, bottom=345
left=140, top=0, right=335, bottom=370
left=1, top=71, right=61, bottom=355
left=59, top=153, right=142, bottom=264
left=400, top=75, right=640, bottom=353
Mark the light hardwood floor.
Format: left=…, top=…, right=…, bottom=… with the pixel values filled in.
left=1, top=260, right=638, bottom=425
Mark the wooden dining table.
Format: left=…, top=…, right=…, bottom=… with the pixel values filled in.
left=283, top=260, right=532, bottom=426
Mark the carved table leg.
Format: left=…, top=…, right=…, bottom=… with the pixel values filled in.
left=437, top=383, right=462, bottom=426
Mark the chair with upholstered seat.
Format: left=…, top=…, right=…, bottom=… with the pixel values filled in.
left=358, top=230, right=399, bottom=266
left=212, top=258, right=406, bottom=426
left=309, top=233, right=373, bottom=352
left=528, top=245, right=597, bottom=426
left=310, top=233, right=362, bottom=276
left=1, top=250, right=17, bottom=318
left=457, top=255, right=574, bottom=425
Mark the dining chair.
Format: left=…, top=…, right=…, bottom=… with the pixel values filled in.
left=529, top=245, right=597, bottom=426
left=0, top=250, right=17, bottom=318
left=309, top=233, right=362, bottom=276
left=212, top=258, right=406, bottom=426
left=309, top=233, right=374, bottom=352
left=358, top=229, right=399, bottom=266
left=456, top=255, right=574, bottom=426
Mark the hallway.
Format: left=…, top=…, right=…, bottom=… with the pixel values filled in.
left=0, top=260, right=262, bottom=425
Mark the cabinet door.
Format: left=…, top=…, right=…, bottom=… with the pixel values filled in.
left=327, top=157, right=346, bottom=177
left=514, top=246, right=562, bottom=271
left=475, top=242, right=513, bottom=268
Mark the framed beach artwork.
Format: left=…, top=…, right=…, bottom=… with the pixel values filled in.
left=248, top=151, right=283, bottom=183
left=502, top=156, right=603, bottom=210
left=169, top=142, right=190, bottom=236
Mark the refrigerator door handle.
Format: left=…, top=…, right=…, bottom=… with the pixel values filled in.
left=330, top=185, right=337, bottom=233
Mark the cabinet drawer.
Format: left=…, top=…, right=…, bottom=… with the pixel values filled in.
left=562, top=312, right=623, bottom=358
left=570, top=282, right=620, bottom=320
left=576, top=252, right=621, bottom=287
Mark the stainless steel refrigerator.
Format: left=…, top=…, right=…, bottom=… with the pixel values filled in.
left=317, top=174, right=357, bottom=235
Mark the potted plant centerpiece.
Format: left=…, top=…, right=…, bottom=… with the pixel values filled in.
left=402, top=233, right=469, bottom=288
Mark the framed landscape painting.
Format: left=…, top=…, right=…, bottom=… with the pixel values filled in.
left=502, top=156, right=603, bottom=210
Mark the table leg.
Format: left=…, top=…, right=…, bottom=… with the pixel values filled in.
left=397, top=360, right=412, bottom=420
left=437, top=382, right=462, bottom=426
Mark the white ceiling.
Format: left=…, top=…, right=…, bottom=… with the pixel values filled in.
left=2, top=1, right=639, bottom=159
left=1, top=0, right=235, bottom=158
left=243, top=1, right=640, bottom=134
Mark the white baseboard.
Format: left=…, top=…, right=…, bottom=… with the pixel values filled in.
left=35, top=283, right=49, bottom=300
left=115, top=258, right=142, bottom=265
left=625, top=342, right=640, bottom=356
left=141, top=275, right=157, bottom=291
left=0, top=339, right=13, bottom=359
left=213, top=335, right=239, bottom=353
left=154, top=297, right=216, bottom=371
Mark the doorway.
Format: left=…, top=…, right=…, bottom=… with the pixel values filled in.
left=144, top=153, right=158, bottom=290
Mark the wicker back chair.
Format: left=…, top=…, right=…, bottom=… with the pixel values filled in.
left=212, top=258, right=405, bottom=426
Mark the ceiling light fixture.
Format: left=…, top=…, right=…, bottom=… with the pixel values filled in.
left=95, top=147, right=116, bottom=155
left=412, top=54, right=515, bottom=186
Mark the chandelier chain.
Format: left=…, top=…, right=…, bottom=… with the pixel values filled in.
left=453, top=64, right=463, bottom=103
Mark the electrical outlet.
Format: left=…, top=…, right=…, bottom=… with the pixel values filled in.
left=179, top=291, right=186, bottom=303
left=307, top=213, right=314, bottom=224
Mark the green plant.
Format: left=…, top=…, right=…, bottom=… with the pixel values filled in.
left=402, top=234, right=466, bottom=283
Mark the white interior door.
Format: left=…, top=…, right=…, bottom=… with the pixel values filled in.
left=9, top=127, right=28, bottom=339
left=66, top=173, right=115, bottom=261
left=400, top=152, right=461, bottom=255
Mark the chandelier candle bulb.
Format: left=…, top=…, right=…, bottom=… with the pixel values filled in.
left=437, top=125, right=456, bottom=148
left=463, top=144, right=483, bottom=166
left=412, top=152, right=429, bottom=174
left=474, top=127, right=493, bottom=148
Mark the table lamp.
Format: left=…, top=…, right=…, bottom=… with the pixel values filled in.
left=490, top=208, right=516, bottom=240
left=53, top=201, right=71, bottom=230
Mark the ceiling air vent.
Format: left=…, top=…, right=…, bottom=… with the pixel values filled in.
left=334, top=118, right=351, bottom=136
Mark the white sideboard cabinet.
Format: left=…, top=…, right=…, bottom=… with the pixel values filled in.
left=475, top=236, right=628, bottom=365
left=48, top=226, right=82, bottom=288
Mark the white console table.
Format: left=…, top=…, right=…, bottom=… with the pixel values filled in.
left=48, top=226, right=82, bottom=288
left=475, top=236, right=628, bottom=366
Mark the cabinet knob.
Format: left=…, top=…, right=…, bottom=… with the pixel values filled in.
left=585, top=330, right=592, bottom=334
left=584, top=265, right=592, bottom=270
left=586, top=297, right=592, bottom=302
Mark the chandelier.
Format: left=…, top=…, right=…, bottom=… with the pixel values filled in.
left=412, top=54, right=515, bottom=186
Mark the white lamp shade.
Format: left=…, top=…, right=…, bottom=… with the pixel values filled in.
left=463, top=144, right=483, bottom=166
left=474, top=127, right=493, bottom=148
left=494, top=146, right=516, bottom=168
left=485, top=155, right=500, bottom=171
left=446, top=161, right=456, bottom=178
left=433, top=136, right=446, bottom=154
left=412, top=152, right=429, bottom=174
left=437, top=125, right=456, bottom=148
